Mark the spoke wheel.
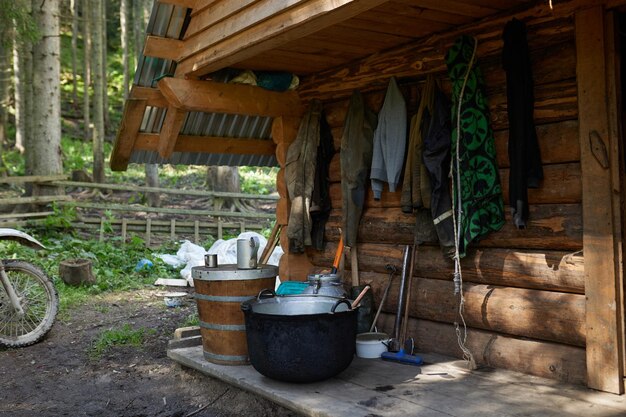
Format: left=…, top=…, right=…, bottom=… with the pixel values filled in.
left=0, top=260, right=58, bottom=347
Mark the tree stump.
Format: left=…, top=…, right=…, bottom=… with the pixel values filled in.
left=59, top=259, right=96, bottom=286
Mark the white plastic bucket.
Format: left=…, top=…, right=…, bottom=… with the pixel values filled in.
left=356, top=332, right=390, bottom=359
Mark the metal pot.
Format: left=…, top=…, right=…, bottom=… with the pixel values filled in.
left=301, top=273, right=346, bottom=297
left=241, top=290, right=357, bottom=383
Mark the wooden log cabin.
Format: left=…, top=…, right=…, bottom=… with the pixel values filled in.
left=111, top=0, right=626, bottom=394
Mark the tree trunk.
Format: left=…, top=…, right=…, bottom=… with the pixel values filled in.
left=70, top=0, right=79, bottom=106
left=82, top=0, right=91, bottom=140
left=120, top=0, right=130, bottom=100
left=0, top=40, right=10, bottom=149
left=133, top=0, right=144, bottom=60
left=206, top=166, right=241, bottom=210
left=145, top=163, right=161, bottom=207
left=100, top=0, right=108, bottom=129
left=91, top=0, right=105, bottom=183
left=30, top=0, right=62, bottom=195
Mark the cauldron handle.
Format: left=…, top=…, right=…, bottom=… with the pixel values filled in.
left=330, top=299, right=352, bottom=314
left=256, top=288, right=276, bottom=301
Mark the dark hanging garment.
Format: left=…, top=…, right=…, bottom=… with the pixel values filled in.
left=502, top=18, right=543, bottom=229
left=422, top=81, right=455, bottom=256
left=341, top=91, right=377, bottom=248
left=310, top=111, right=335, bottom=250
left=445, top=35, right=505, bottom=257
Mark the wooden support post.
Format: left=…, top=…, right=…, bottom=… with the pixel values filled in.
left=121, top=218, right=128, bottom=243
left=217, top=218, right=223, bottom=239
left=240, top=221, right=245, bottom=234
left=194, top=220, right=200, bottom=244
left=575, top=6, right=625, bottom=394
left=146, top=218, right=152, bottom=247
left=110, top=98, right=147, bottom=171
left=158, top=106, right=187, bottom=159
left=170, top=218, right=176, bottom=240
left=272, top=116, right=312, bottom=280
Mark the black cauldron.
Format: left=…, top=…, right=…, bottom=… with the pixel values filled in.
left=241, top=290, right=357, bottom=383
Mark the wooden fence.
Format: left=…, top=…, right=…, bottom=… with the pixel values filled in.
left=0, top=175, right=277, bottom=246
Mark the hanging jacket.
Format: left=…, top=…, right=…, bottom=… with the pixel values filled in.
left=422, top=79, right=455, bottom=256
left=445, top=35, right=505, bottom=257
left=401, top=77, right=433, bottom=213
left=285, top=100, right=322, bottom=253
left=341, top=91, right=377, bottom=247
left=503, top=18, right=543, bottom=229
left=310, top=111, right=334, bottom=250
left=370, top=77, right=407, bottom=200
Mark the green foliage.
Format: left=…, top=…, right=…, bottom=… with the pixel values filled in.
left=0, top=0, right=39, bottom=46
left=90, top=324, right=153, bottom=358
left=182, top=313, right=200, bottom=327
left=0, top=232, right=177, bottom=314
left=239, top=167, right=277, bottom=195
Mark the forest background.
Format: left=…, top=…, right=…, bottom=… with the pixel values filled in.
left=0, top=0, right=277, bottom=311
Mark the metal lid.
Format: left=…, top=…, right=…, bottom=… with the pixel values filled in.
left=192, top=264, right=278, bottom=281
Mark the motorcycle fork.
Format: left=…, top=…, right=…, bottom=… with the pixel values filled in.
left=0, top=262, right=25, bottom=316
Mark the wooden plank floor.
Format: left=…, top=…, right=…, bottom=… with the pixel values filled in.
left=168, top=344, right=626, bottom=417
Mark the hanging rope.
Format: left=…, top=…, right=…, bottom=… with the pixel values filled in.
left=450, top=36, right=478, bottom=370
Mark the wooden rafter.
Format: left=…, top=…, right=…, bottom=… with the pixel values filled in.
left=157, top=77, right=303, bottom=117
left=175, top=0, right=389, bottom=77
left=111, top=99, right=147, bottom=171
left=134, top=133, right=276, bottom=155
left=143, top=36, right=184, bottom=61
left=130, top=86, right=168, bottom=108
left=157, top=0, right=196, bottom=8
left=158, top=106, right=187, bottom=158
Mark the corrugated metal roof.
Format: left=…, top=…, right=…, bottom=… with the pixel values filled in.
left=128, top=2, right=278, bottom=168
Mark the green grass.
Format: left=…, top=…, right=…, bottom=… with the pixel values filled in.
left=182, top=312, right=200, bottom=327
left=90, top=324, right=153, bottom=358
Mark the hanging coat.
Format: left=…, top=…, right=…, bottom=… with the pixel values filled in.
left=285, top=100, right=322, bottom=253
left=422, top=79, right=455, bottom=256
left=310, top=111, right=335, bottom=250
left=445, top=35, right=505, bottom=257
left=341, top=91, right=377, bottom=247
left=370, top=77, right=407, bottom=200
left=401, top=76, right=432, bottom=213
left=503, top=18, right=543, bottom=229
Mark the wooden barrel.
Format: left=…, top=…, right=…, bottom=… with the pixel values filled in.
left=192, top=264, right=277, bottom=365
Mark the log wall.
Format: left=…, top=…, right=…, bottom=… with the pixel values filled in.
left=302, top=14, right=586, bottom=383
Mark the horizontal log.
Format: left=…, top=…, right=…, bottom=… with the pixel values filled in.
left=308, top=243, right=584, bottom=294
left=324, top=204, right=582, bottom=251
left=328, top=161, right=582, bottom=206
left=129, top=86, right=167, bottom=108
left=365, top=275, right=585, bottom=346
left=376, top=314, right=586, bottom=385
left=494, top=120, right=580, bottom=168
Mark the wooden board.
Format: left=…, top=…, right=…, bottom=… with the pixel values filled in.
left=134, top=133, right=276, bottom=155
left=111, top=98, right=147, bottom=171
left=575, top=6, right=624, bottom=394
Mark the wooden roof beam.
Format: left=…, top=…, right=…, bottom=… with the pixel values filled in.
left=135, top=133, right=276, bottom=155
left=157, top=77, right=304, bottom=117
left=111, top=99, right=148, bottom=171
left=158, top=106, right=187, bottom=158
left=157, top=0, right=196, bottom=8
left=130, top=86, right=168, bottom=108
left=175, top=0, right=389, bottom=78
left=143, top=36, right=184, bottom=61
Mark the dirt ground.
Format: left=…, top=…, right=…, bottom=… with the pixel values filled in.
left=0, top=288, right=301, bottom=417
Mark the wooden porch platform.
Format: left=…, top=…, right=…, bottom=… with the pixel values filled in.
left=168, top=341, right=626, bottom=417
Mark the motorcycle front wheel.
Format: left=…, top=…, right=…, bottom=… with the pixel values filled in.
left=0, top=260, right=58, bottom=347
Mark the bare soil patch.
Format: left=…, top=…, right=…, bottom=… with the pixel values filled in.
left=0, top=288, right=300, bottom=417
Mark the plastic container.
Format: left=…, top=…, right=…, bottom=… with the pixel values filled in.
left=163, top=292, right=187, bottom=307
left=355, top=332, right=390, bottom=359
